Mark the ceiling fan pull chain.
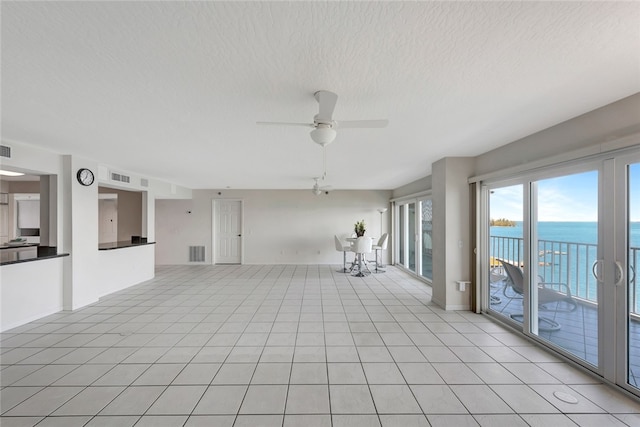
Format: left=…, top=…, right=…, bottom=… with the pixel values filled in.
left=322, top=146, right=327, bottom=180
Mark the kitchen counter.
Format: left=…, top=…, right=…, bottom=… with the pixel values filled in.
left=98, top=241, right=155, bottom=251
left=0, top=243, right=39, bottom=250
left=0, top=245, right=68, bottom=266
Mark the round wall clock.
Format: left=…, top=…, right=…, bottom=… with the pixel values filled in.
left=76, top=168, right=95, bottom=186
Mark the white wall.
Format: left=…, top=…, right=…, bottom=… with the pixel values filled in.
left=156, top=189, right=392, bottom=265
left=67, top=155, right=101, bottom=309
left=392, top=175, right=432, bottom=199
left=432, top=157, right=475, bottom=310
left=475, top=93, right=640, bottom=176
left=65, top=155, right=159, bottom=310
left=1, top=257, right=66, bottom=331
left=96, top=244, right=155, bottom=298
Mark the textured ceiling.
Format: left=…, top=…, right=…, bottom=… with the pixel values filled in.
left=2, top=2, right=639, bottom=190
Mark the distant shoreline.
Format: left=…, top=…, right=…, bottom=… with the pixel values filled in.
left=490, top=218, right=516, bottom=227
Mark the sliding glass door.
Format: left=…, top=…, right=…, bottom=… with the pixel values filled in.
left=398, top=204, right=405, bottom=266
left=487, top=184, right=524, bottom=325
left=395, top=196, right=432, bottom=281
left=407, top=203, right=416, bottom=272
left=482, top=148, right=640, bottom=396
left=532, top=170, right=599, bottom=367
left=420, top=198, right=433, bottom=281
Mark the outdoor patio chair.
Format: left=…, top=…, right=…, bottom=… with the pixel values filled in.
left=499, top=259, right=578, bottom=332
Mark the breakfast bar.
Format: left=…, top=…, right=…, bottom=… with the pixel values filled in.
left=0, top=244, right=69, bottom=266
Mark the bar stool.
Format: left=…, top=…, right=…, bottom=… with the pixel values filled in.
left=334, top=235, right=352, bottom=273
left=372, top=233, right=389, bottom=273
left=352, top=236, right=373, bottom=277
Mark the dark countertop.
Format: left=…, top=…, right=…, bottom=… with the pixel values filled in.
left=98, top=241, right=156, bottom=251
left=0, top=243, right=39, bottom=250
left=0, top=246, right=69, bottom=266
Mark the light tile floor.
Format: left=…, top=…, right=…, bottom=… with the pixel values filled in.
left=2, top=264, right=640, bottom=427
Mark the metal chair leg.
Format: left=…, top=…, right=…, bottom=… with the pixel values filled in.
left=338, top=250, right=350, bottom=273
left=374, top=248, right=385, bottom=273
left=353, top=253, right=368, bottom=277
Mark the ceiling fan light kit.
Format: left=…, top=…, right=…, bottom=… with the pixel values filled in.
left=310, top=126, right=337, bottom=146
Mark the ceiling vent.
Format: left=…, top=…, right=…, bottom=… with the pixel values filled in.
left=140, top=178, right=149, bottom=187
left=0, top=145, right=11, bottom=158
left=111, top=172, right=130, bottom=183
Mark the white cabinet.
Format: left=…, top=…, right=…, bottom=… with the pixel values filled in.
left=0, top=204, right=8, bottom=242
left=17, top=199, right=40, bottom=229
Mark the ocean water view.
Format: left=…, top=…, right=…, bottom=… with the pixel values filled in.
left=491, top=221, right=640, bottom=307
left=491, top=221, right=640, bottom=246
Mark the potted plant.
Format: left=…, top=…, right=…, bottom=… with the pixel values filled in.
left=354, top=220, right=366, bottom=237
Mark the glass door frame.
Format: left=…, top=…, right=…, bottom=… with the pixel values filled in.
left=418, top=196, right=433, bottom=282
left=614, top=152, right=640, bottom=394
left=481, top=178, right=528, bottom=331
left=394, top=200, right=418, bottom=274
left=529, top=167, right=602, bottom=370
left=393, top=193, right=433, bottom=284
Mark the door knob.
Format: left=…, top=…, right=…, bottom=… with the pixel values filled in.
left=237, top=234, right=242, bottom=237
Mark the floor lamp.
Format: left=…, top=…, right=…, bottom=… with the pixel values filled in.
left=377, top=208, right=387, bottom=268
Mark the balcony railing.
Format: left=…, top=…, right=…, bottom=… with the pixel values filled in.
left=490, top=236, right=640, bottom=313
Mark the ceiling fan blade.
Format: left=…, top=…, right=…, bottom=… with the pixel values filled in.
left=335, top=119, right=389, bottom=129
left=256, top=121, right=314, bottom=127
left=314, top=90, right=338, bottom=122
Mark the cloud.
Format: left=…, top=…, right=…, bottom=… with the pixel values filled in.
left=490, top=185, right=523, bottom=221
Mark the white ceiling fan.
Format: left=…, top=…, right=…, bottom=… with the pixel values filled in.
left=257, top=90, right=388, bottom=146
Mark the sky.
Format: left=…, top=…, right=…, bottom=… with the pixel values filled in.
left=490, top=164, right=640, bottom=222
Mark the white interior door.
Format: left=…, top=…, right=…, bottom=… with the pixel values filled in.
left=99, top=197, right=118, bottom=243
left=214, top=199, right=242, bottom=264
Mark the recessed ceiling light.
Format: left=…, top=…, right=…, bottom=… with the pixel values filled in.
left=0, top=170, right=24, bottom=177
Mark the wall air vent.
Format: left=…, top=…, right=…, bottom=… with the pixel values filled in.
left=0, top=145, right=11, bottom=158
left=140, top=178, right=149, bottom=187
left=189, top=246, right=205, bottom=262
left=111, top=172, right=131, bottom=183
